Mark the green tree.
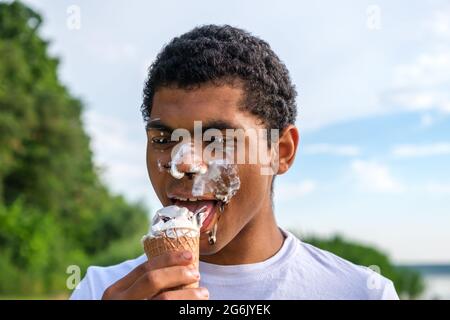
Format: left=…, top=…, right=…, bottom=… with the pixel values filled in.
left=0, top=1, right=149, bottom=296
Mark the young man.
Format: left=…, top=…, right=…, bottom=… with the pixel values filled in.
left=71, top=25, right=399, bottom=300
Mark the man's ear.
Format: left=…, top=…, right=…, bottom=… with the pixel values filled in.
left=276, top=125, right=299, bottom=175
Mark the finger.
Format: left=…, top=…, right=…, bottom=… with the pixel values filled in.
left=121, top=265, right=200, bottom=300
left=152, top=287, right=209, bottom=300
left=105, top=250, right=193, bottom=295
left=116, top=251, right=192, bottom=289
left=148, top=250, right=194, bottom=270
left=103, top=261, right=149, bottom=296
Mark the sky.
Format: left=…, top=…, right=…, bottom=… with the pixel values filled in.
left=20, top=0, right=450, bottom=263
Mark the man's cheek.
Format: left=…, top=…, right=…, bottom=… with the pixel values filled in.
left=148, top=165, right=165, bottom=199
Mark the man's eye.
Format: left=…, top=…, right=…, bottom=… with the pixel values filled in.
left=152, top=137, right=170, bottom=144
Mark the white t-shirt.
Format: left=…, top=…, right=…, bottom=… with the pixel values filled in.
left=70, top=229, right=399, bottom=300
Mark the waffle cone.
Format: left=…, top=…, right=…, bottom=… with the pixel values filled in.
left=143, top=229, right=200, bottom=289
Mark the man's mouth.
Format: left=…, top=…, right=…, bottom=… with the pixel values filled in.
left=168, top=196, right=223, bottom=233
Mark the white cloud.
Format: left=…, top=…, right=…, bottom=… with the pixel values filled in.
left=88, top=41, right=138, bottom=64
left=388, top=9, right=450, bottom=119
left=391, top=90, right=450, bottom=114
left=276, top=180, right=317, bottom=201
left=426, top=10, right=450, bottom=39
left=392, top=143, right=450, bottom=157
left=82, top=110, right=154, bottom=206
left=302, top=144, right=360, bottom=157
left=351, top=160, right=404, bottom=193
left=83, top=111, right=143, bottom=161
left=420, top=113, right=434, bottom=127
left=425, top=182, right=450, bottom=195
left=389, top=49, right=450, bottom=117
left=392, top=51, right=450, bottom=88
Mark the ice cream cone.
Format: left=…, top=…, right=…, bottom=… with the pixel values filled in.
left=142, top=227, right=200, bottom=289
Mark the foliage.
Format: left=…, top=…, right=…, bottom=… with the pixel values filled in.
left=0, top=1, right=149, bottom=295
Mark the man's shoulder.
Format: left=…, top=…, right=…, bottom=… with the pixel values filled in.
left=292, top=237, right=399, bottom=299
left=70, top=255, right=146, bottom=300
left=86, top=254, right=147, bottom=278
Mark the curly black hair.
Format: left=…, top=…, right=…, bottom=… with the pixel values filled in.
left=141, top=24, right=297, bottom=132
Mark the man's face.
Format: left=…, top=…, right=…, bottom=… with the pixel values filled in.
left=146, top=83, right=274, bottom=255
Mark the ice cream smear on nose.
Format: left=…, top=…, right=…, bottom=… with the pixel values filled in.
left=144, top=205, right=208, bottom=239
left=166, top=143, right=207, bottom=179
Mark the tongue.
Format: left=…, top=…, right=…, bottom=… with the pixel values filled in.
left=174, top=200, right=216, bottom=220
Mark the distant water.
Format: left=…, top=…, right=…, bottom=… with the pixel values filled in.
left=400, top=265, right=450, bottom=300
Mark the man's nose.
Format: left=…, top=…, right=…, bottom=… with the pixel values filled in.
left=170, top=143, right=207, bottom=178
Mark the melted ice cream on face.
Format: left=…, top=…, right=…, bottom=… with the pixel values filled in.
left=144, top=205, right=207, bottom=239
left=192, top=158, right=240, bottom=203
left=157, top=142, right=241, bottom=204
left=151, top=142, right=242, bottom=244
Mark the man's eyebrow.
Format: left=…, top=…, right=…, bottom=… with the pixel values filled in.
left=146, top=119, right=174, bottom=132
left=202, top=120, right=242, bottom=132
left=146, top=119, right=242, bottom=132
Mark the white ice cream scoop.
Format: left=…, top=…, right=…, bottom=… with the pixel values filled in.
left=145, top=205, right=207, bottom=239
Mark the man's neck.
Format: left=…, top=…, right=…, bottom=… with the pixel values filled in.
left=200, top=207, right=285, bottom=265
